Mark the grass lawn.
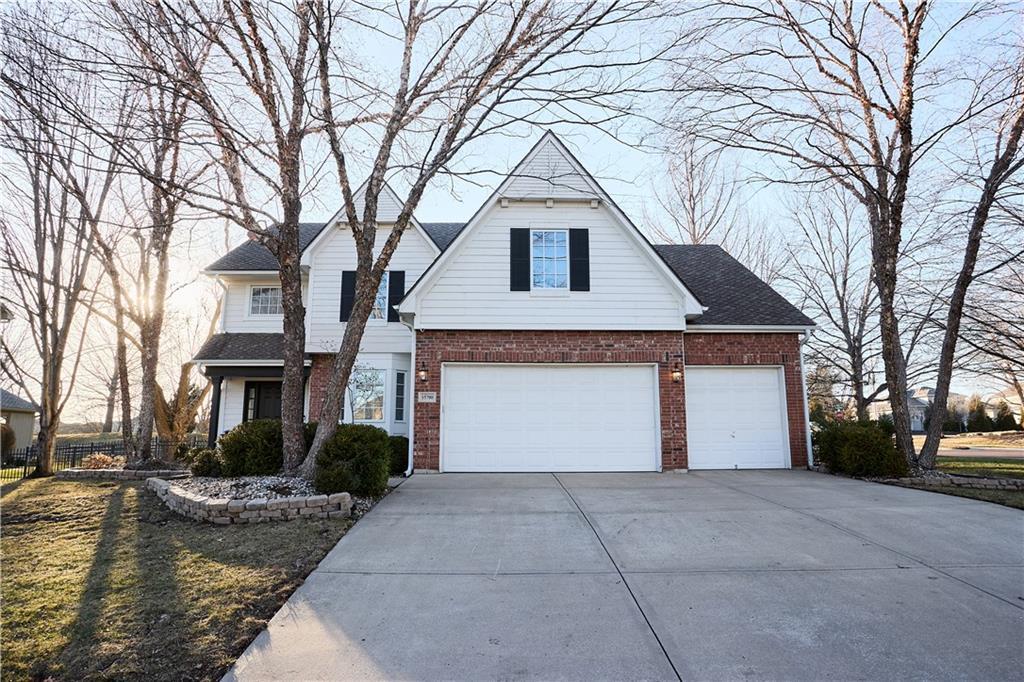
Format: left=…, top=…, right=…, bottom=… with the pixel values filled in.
left=936, top=456, right=1024, bottom=480
left=55, top=431, right=125, bottom=445
left=1, top=478, right=354, bottom=681
left=898, top=484, right=1024, bottom=510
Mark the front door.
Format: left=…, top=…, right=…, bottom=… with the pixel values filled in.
left=244, top=381, right=282, bottom=421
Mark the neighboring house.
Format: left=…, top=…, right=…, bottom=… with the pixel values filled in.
left=1, top=389, right=37, bottom=450
left=194, top=132, right=815, bottom=472
left=985, top=387, right=1023, bottom=425
left=868, top=386, right=970, bottom=432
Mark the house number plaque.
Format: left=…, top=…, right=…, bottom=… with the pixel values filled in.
left=417, top=391, right=437, bottom=403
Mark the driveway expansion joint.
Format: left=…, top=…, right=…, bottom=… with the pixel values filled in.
left=553, top=473, right=684, bottom=682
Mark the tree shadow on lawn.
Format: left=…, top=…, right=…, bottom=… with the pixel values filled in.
left=3, top=480, right=350, bottom=681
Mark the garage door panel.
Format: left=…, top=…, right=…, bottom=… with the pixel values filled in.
left=685, top=367, right=789, bottom=470
left=442, top=364, right=658, bottom=472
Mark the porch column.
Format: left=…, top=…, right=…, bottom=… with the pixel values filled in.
left=207, top=376, right=223, bottom=447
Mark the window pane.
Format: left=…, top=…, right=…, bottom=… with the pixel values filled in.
left=530, top=230, right=568, bottom=289
left=395, top=371, right=406, bottom=421
left=351, top=369, right=385, bottom=421
left=250, top=286, right=283, bottom=315
left=370, top=276, right=389, bottom=320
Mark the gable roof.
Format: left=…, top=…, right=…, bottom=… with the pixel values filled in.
left=398, top=131, right=705, bottom=317
left=1, top=388, right=37, bottom=413
left=654, top=245, right=814, bottom=328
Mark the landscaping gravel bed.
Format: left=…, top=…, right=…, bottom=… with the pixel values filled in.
left=178, top=475, right=318, bottom=499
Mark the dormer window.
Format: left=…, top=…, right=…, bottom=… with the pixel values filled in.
left=249, top=286, right=283, bottom=315
left=531, top=229, right=568, bottom=289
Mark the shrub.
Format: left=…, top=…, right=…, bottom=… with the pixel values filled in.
left=82, top=453, right=116, bottom=469
left=815, top=421, right=908, bottom=478
left=218, top=419, right=284, bottom=476
left=992, top=402, right=1020, bottom=431
left=388, top=435, right=409, bottom=475
left=314, top=424, right=390, bottom=497
left=189, top=448, right=224, bottom=477
left=1, top=423, right=15, bottom=453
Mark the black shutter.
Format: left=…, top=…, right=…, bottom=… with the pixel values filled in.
left=387, top=270, right=405, bottom=322
left=569, top=229, right=590, bottom=291
left=510, top=228, right=530, bottom=291
left=340, top=270, right=356, bottom=321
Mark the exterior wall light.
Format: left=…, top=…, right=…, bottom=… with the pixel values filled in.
left=418, top=363, right=428, bottom=382
left=670, top=363, right=682, bottom=383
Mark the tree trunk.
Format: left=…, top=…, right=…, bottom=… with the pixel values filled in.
left=277, top=214, right=308, bottom=472
left=297, top=263, right=381, bottom=478
left=102, top=371, right=117, bottom=433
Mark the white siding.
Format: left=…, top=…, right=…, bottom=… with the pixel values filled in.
left=503, top=137, right=597, bottom=200
left=219, top=274, right=308, bottom=334
left=305, top=225, right=436, bottom=353
left=413, top=202, right=686, bottom=329
left=218, top=378, right=245, bottom=434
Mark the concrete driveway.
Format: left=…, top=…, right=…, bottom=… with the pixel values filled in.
left=226, top=470, right=1024, bottom=681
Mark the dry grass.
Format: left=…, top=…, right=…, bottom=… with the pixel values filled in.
left=913, top=431, right=1024, bottom=449
left=1, top=478, right=353, bottom=681
left=897, top=484, right=1024, bottom=510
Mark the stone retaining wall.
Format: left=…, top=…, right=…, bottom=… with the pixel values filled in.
left=887, top=474, right=1024, bottom=491
left=147, top=477, right=352, bottom=524
left=57, top=468, right=188, bottom=481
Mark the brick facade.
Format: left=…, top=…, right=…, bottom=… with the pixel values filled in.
left=307, top=354, right=333, bottom=420
left=316, top=331, right=809, bottom=471
left=684, top=332, right=809, bottom=468
left=412, top=330, right=688, bottom=471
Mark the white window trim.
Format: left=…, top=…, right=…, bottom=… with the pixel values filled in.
left=529, top=228, right=570, bottom=296
left=246, top=284, right=284, bottom=318
left=351, top=368, right=387, bottom=423
left=368, top=273, right=389, bottom=325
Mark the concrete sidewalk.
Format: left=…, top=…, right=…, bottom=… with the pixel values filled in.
left=225, top=470, right=1024, bottom=681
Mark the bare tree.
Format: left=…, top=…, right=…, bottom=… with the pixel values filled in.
left=916, top=61, right=1024, bottom=466
left=300, top=0, right=681, bottom=474
left=783, top=192, right=882, bottom=420
left=0, top=4, right=117, bottom=473
left=104, top=0, right=320, bottom=468
left=648, top=138, right=785, bottom=284
left=667, top=1, right=1020, bottom=466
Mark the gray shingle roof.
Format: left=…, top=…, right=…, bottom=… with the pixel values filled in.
left=193, top=333, right=292, bottom=362
left=205, top=223, right=329, bottom=271
left=1, top=388, right=37, bottom=412
left=654, top=244, right=814, bottom=328
left=421, top=222, right=466, bottom=250
left=205, top=221, right=467, bottom=271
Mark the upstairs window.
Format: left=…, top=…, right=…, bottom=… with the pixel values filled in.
left=369, top=276, right=389, bottom=320
left=531, top=230, right=568, bottom=289
left=249, top=286, right=283, bottom=315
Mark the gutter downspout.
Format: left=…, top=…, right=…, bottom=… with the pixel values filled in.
left=405, top=327, right=416, bottom=477
left=799, top=329, right=814, bottom=468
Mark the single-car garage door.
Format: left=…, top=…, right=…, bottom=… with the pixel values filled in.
left=441, top=364, right=660, bottom=472
left=684, top=366, right=790, bottom=469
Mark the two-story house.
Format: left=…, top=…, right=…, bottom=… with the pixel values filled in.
left=195, top=132, right=815, bottom=472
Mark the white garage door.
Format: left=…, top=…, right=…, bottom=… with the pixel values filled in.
left=685, top=367, right=790, bottom=469
left=441, top=364, right=660, bottom=472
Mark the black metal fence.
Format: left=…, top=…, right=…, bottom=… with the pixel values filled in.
left=0, top=435, right=202, bottom=484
